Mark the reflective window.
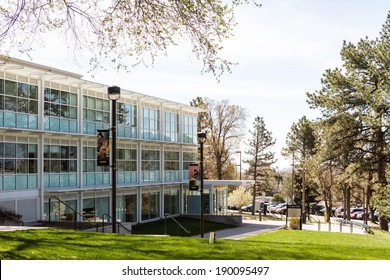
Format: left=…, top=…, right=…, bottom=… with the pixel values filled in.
left=82, top=146, right=110, bottom=186
left=44, top=88, right=78, bottom=133
left=82, top=96, right=110, bottom=134
left=164, top=112, right=179, bottom=142
left=0, top=78, right=38, bottom=129
left=183, top=151, right=197, bottom=180
left=141, top=107, right=160, bottom=140
left=44, top=145, right=77, bottom=188
left=117, top=102, right=137, bottom=138
left=141, top=149, right=160, bottom=182
left=117, top=148, right=137, bottom=184
left=183, top=115, right=197, bottom=144
left=164, top=151, right=179, bottom=182
left=0, top=142, right=38, bottom=190
left=164, top=189, right=179, bottom=215
left=141, top=192, right=160, bottom=221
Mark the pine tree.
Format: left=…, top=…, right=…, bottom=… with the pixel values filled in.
left=245, top=116, right=275, bottom=215
left=307, top=12, right=390, bottom=230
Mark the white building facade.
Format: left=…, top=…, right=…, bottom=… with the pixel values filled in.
left=0, top=56, right=222, bottom=225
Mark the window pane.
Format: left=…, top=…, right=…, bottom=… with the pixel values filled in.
left=29, top=100, right=38, bottom=114
left=16, top=144, right=28, bottom=158
left=30, top=85, right=38, bottom=99
left=51, top=89, right=59, bottom=103
left=18, top=83, right=29, bottom=97
left=5, top=80, right=17, bottom=96
left=69, top=93, right=77, bottom=106
left=4, top=96, right=16, bottom=111
left=60, top=91, right=69, bottom=104
left=4, top=143, right=15, bottom=158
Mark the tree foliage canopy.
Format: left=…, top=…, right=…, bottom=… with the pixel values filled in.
left=306, top=12, right=390, bottom=230
left=245, top=116, right=275, bottom=190
left=191, top=97, right=248, bottom=179
left=0, top=0, right=260, bottom=78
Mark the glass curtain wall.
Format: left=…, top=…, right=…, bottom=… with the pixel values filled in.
left=164, top=111, right=179, bottom=142
left=141, top=192, right=160, bottom=221
left=117, top=102, right=137, bottom=138
left=141, top=149, right=160, bottom=182
left=43, top=199, right=77, bottom=221
left=182, top=150, right=197, bottom=181
left=183, top=115, right=197, bottom=144
left=0, top=78, right=38, bottom=129
left=141, top=107, right=160, bottom=140
left=164, top=150, right=179, bottom=182
left=82, top=144, right=110, bottom=187
left=43, top=145, right=77, bottom=188
left=83, top=95, right=110, bottom=135
left=82, top=197, right=109, bottom=222
left=44, top=87, right=77, bottom=133
left=117, top=194, right=137, bottom=223
left=0, top=142, right=38, bottom=190
left=117, top=148, right=137, bottom=184
left=164, top=188, right=179, bottom=216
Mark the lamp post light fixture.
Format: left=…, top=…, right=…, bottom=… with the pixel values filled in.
left=236, top=151, right=242, bottom=180
left=197, top=131, right=207, bottom=238
left=108, top=86, right=120, bottom=233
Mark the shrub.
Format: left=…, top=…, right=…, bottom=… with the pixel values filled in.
left=289, top=217, right=301, bottom=230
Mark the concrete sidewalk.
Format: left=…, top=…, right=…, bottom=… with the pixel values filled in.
left=195, top=218, right=367, bottom=240
left=0, top=225, right=48, bottom=232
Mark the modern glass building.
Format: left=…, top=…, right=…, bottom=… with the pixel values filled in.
left=0, top=56, right=249, bottom=226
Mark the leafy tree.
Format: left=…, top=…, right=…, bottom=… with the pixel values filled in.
left=228, top=186, right=252, bottom=214
left=0, top=0, right=261, bottom=79
left=245, top=116, right=275, bottom=214
left=191, top=97, right=248, bottom=179
left=307, top=12, right=390, bottom=230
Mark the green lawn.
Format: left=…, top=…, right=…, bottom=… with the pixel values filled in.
left=0, top=228, right=389, bottom=260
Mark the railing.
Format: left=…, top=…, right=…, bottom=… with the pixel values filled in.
left=336, top=218, right=370, bottom=233
left=164, top=213, right=191, bottom=235
left=48, top=196, right=98, bottom=232
left=101, top=213, right=132, bottom=234
left=0, top=209, right=24, bottom=226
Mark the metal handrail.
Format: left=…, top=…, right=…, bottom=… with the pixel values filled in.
left=102, top=213, right=132, bottom=234
left=164, top=213, right=191, bottom=235
left=0, top=209, right=24, bottom=226
left=48, top=196, right=98, bottom=232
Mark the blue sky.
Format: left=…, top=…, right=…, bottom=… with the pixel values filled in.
left=14, top=0, right=390, bottom=169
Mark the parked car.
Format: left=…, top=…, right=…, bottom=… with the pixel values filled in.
left=270, top=202, right=284, bottom=213
left=241, top=204, right=253, bottom=212
left=275, top=203, right=287, bottom=215
left=339, top=207, right=364, bottom=219
left=356, top=210, right=368, bottom=220
left=350, top=208, right=364, bottom=219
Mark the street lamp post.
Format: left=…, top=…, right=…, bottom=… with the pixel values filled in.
left=236, top=151, right=242, bottom=180
left=197, top=132, right=207, bottom=238
left=108, top=86, right=120, bottom=233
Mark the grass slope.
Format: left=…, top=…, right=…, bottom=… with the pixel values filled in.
left=0, top=228, right=389, bottom=260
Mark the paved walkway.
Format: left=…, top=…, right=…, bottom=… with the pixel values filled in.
left=0, top=225, right=48, bottom=232
left=194, top=217, right=367, bottom=240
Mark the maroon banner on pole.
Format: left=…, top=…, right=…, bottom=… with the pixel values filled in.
left=97, top=130, right=110, bottom=166
left=189, top=163, right=199, bottom=190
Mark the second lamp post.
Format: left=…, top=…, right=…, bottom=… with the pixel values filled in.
left=108, top=86, right=120, bottom=233
left=197, top=132, right=207, bottom=238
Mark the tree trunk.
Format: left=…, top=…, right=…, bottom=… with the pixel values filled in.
left=375, top=128, right=388, bottom=231
left=379, top=216, right=389, bottom=232
left=346, top=185, right=351, bottom=220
